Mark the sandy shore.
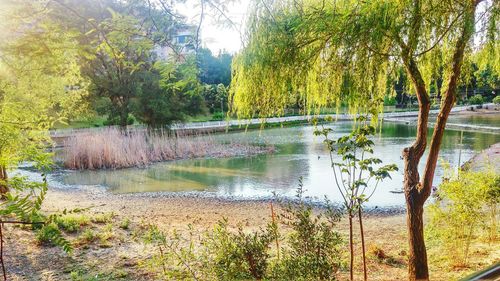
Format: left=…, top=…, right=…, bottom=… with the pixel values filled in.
left=6, top=187, right=411, bottom=281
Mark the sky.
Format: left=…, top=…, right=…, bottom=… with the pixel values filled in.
left=175, top=0, right=250, bottom=54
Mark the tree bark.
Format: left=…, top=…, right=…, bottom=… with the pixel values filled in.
left=358, top=207, right=367, bottom=281
left=405, top=192, right=428, bottom=281
left=401, top=2, right=477, bottom=280
left=0, top=165, right=8, bottom=196
left=401, top=49, right=431, bottom=281
left=349, top=214, right=354, bottom=281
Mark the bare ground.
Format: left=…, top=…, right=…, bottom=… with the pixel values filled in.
left=3, top=185, right=499, bottom=281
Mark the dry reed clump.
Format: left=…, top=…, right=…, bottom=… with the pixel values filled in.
left=62, top=128, right=274, bottom=170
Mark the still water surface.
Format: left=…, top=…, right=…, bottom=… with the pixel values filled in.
left=55, top=115, right=500, bottom=207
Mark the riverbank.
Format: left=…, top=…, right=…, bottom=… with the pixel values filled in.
left=4, top=142, right=499, bottom=280
left=4, top=179, right=497, bottom=279
left=5, top=188, right=411, bottom=280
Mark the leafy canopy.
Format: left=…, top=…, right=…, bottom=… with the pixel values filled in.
left=231, top=0, right=499, bottom=118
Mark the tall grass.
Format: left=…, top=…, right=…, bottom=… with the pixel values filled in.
left=62, top=128, right=273, bottom=170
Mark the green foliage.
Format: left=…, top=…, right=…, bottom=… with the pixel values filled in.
left=80, top=229, right=98, bottom=244
left=91, top=212, right=114, bottom=224
left=383, top=95, right=397, bottom=106
left=43, top=0, right=207, bottom=128
left=142, top=224, right=200, bottom=280
left=205, top=219, right=275, bottom=280
left=314, top=122, right=398, bottom=213
left=198, top=48, right=232, bottom=86
left=202, top=84, right=229, bottom=114
left=492, top=95, right=500, bottom=104
left=119, top=218, right=130, bottom=230
left=133, top=57, right=205, bottom=128
left=56, top=215, right=91, bottom=233
left=426, top=168, right=499, bottom=267
left=81, top=11, right=155, bottom=127
left=1, top=171, right=74, bottom=254
left=272, top=183, right=342, bottom=280
left=230, top=0, right=498, bottom=119
left=141, top=186, right=343, bottom=280
left=0, top=4, right=88, bottom=171
left=36, top=222, right=72, bottom=253
left=211, top=111, right=226, bottom=121
left=103, top=115, right=135, bottom=127
left=314, top=120, right=397, bottom=278
left=468, top=94, right=484, bottom=105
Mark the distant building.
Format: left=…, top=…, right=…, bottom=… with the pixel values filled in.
left=155, top=24, right=197, bottom=60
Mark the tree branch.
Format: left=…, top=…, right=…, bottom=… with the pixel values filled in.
left=420, top=2, right=476, bottom=202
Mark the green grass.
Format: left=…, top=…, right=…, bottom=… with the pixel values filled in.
left=52, top=105, right=441, bottom=130
left=52, top=116, right=107, bottom=129
left=119, top=218, right=130, bottom=230
left=91, top=212, right=115, bottom=224
left=56, top=215, right=91, bottom=233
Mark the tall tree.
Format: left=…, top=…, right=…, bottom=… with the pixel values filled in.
left=230, top=0, right=499, bottom=280
left=48, top=0, right=197, bottom=128
left=132, top=57, right=206, bottom=128
left=198, top=47, right=233, bottom=86
left=84, top=10, right=156, bottom=128
left=0, top=1, right=87, bottom=194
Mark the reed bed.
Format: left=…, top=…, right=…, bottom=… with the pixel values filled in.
left=62, top=128, right=273, bottom=170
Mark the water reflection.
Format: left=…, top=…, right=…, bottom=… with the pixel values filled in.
left=57, top=118, right=500, bottom=207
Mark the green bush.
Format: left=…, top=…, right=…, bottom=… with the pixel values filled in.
left=211, top=111, right=225, bottom=121
left=141, top=187, right=343, bottom=280
left=383, top=95, right=397, bottom=106
left=468, top=94, right=484, bottom=105
left=36, top=223, right=69, bottom=249
left=119, top=218, right=130, bottom=230
left=205, top=219, right=275, bottom=280
left=493, top=95, right=500, bottom=105
left=79, top=228, right=98, bottom=243
left=272, top=188, right=342, bottom=280
left=103, top=115, right=135, bottom=126
left=91, top=212, right=114, bottom=224
left=426, top=168, right=499, bottom=267
left=56, top=215, right=90, bottom=233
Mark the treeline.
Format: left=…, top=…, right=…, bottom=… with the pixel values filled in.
left=1, top=0, right=232, bottom=129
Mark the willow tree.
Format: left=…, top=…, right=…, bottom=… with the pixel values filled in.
left=231, top=0, right=499, bottom=280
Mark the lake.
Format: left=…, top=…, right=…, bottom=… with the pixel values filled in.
left=51, top=114, right=500, bottom=207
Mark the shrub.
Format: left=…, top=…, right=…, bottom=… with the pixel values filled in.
left=141, top=187, right=343, bottom=280
left=36, top=223, right=69, bottom=250
left=211, top=111, right=225, bottom=121
left=493, top=95, right=500, bottom=105
left=426, top=169, right=499, bottom=267
left=91, top=212, right=114, bottom=224
left=272, top=188, right=343, bottom=280
left=383, top=95, right=397, bottom=106
left=119, top=218, right=130, bottom=230
left=56, top=215, right=90, bottom=233
left=103, top=115, right=135, bottom=126
left=204, top=219, right=275, bottom=280
left=468, top=94, right=484, bottom=105
left=79, top=229, right=98, bottom=243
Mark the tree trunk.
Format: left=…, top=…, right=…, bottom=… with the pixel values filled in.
left=401, top=55, right=430, bottom=281
left=349, top=214, right=354, bottom=281
left=119, top=109, right=128, bottom=129
left=402, top=2, right=477, bottom=280
left=0, top=165, right=8, bottom=196
left=358, top=207, right=367, bottom=281
left=405, top=194, right=428, bottom=281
